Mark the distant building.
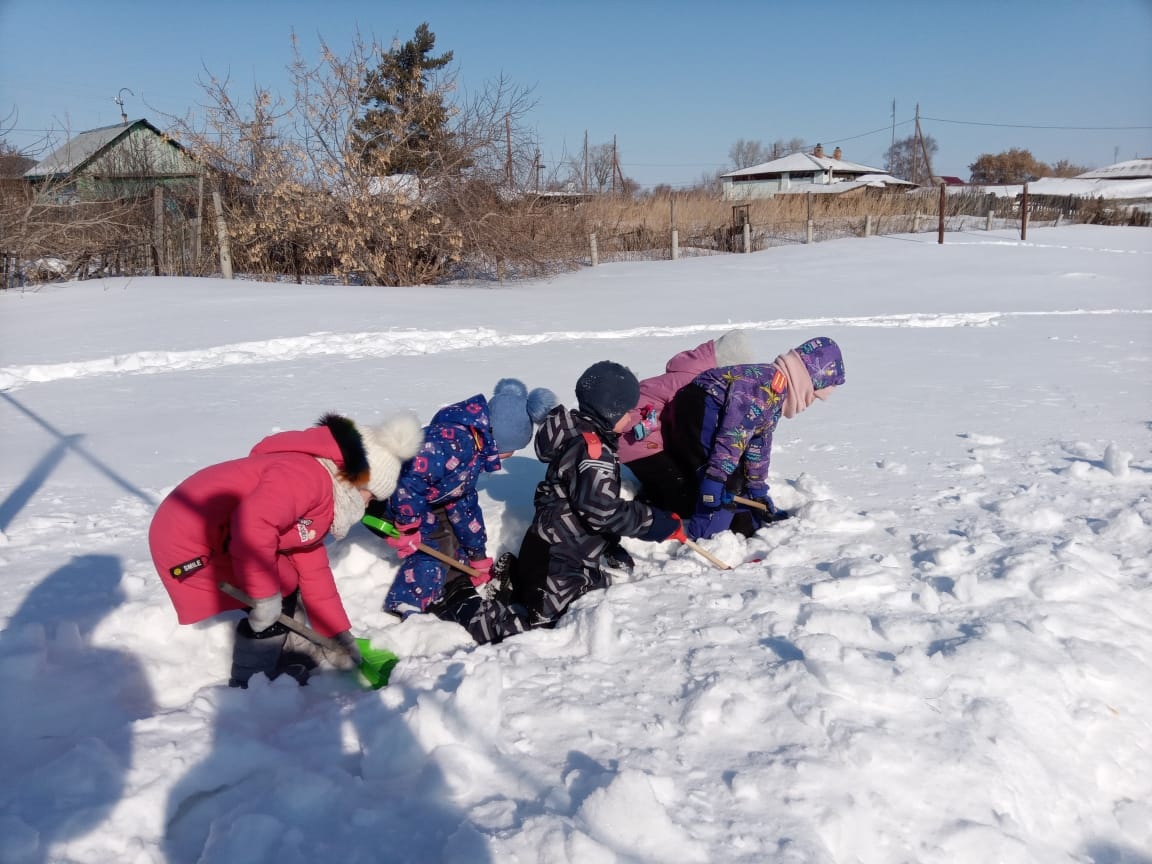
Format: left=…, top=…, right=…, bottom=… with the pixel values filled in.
left=980, top=158, right=1152, bottom=209
left=24, top=119, right=201, bottom=201
left=1075, top=158, right=1152, bottom=181
left=721, top=144, right=913, bottom=200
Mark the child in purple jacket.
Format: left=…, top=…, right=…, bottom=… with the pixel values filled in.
left=658, top=336, right=846, bottom=540
left=618, top=329, right=752, bottom=512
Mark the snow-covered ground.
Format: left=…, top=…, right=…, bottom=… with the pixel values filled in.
left=1, top=225, right=1150, bottom=864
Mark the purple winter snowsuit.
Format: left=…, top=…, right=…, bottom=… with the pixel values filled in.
left=693, top=337, right=845, bottom=492
left=664, top=337, right=845, bottom=537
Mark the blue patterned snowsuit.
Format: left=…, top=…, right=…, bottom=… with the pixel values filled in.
left=377, top=395, right=502, bottom=614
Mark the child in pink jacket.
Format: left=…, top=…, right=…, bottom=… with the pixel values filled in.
left=149, top=412, right=421, bottom=687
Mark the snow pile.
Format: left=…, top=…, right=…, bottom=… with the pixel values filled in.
left=1, top=225, right=1150, bottom=863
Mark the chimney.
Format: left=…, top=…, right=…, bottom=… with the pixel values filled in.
left=833, top=146, right=842, bottom=160
left=813, top=143, right=824, bottom=158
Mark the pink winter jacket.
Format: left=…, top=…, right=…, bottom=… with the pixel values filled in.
left=149, top=427, right=352, bottom=637
left=618, top=339, right=717, bottom=464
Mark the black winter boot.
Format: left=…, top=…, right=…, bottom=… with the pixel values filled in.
left=490, top=552, right=518, bottom=603
left=491, top=552, right=517, bottom=581
left=228, top=619, right=288, bottom=688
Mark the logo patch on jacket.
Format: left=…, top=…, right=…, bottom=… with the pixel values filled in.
left=296, top=518, right=316, bottom=543
left=169, top=556, right=208, bottom=579
left=770, top=369, right=787, bottom=394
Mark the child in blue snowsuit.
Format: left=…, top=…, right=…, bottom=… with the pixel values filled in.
left=366, top=379, right=556, bottom=616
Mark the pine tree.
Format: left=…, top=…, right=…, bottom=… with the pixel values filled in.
left=351, top=23, right=454, bottom=175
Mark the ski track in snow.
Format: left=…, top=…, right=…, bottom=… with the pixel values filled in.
left=2, top=308, right=1149, bottom=392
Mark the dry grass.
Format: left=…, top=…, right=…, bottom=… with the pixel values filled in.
left=4, top=178, right=1144, bottom=288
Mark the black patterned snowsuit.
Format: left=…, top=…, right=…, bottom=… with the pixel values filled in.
left=509, top=405, right=658, bottom=623
left=439, top=405, right=662, bottom=644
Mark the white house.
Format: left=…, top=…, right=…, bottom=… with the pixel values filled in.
left=721, top=144, right=912, bottom=201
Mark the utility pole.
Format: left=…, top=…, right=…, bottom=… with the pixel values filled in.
left=583, top=130, right=589, bottom=195
left=918, top=105, right=935, bottom=183
left=614, top=135, right=626, bottom=194
left=889, top=98, right=896, bottom=170
left=914, top=103, right=921, bottom=183
left=505, top=113, right=513, bottom=193
left=913, top=103, right=935, bottom=185
left=612, top=135, right=617, bottom=195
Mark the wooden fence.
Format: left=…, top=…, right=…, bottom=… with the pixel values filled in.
left=583, top=185, right=1147, bottom=265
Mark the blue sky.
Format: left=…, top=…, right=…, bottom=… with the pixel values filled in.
left=2, top=0, right=1150, bottom=188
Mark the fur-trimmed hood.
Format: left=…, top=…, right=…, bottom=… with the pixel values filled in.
left=251, top=411, right=423, bottom=501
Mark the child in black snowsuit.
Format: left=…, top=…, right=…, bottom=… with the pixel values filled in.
left=437, top=361, right=685, bottom=644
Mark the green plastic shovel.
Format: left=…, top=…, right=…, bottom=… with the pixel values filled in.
left=362, top=514, right=483, bottom=581
left=218, top=582, right=398, bottom=689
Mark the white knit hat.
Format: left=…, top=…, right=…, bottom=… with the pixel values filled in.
left=358, top=412, right=423, bottom=500
left=714, top=328, right=753, bottom=368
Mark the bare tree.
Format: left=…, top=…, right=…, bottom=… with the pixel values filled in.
left=769, top=137, right=808, bottom=159
left=0, top=140, right=36, bottom=177
left=729, top=139, right=767, bottom=169
left=169, top=28, right=542, bottom=285
left=886, top=133, right=938, bottom=181
left=1050, top=158, right=1090, bottom=177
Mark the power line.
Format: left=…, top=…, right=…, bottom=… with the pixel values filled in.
left=922, top=116, right=1152, bottom=131
left=819, top=119, right=913, bottom=146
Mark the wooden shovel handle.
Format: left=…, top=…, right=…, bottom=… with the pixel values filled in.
left=683, top=538, right=733, bottom=570
left=365, top=516, right=482, bottom=580
left=415, top=543, right=483, bottom=580
left=218, top=582, right=344, bottom=653
left=731, top=494, right=767, bottom=511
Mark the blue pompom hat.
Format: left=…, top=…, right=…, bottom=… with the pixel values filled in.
left=488, top=378, right=558, bottom=453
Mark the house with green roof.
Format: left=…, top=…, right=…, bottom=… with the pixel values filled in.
left=24, top=119, right=201, bottom=201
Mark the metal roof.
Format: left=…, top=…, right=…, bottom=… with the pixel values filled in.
left=1075, top=158, right=1152, bottom=180
left=24, top=119, right=171, bottom=178
left=722, top=151, right=885, bottom=179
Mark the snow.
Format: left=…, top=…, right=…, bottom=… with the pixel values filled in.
left=971, top=177, right=1152, bottom=201
left=722, top=152, right=885, bottom=178
left=1027, top=176, right=1152, bottom=201
left=2, top=225, right=1151, bottom=863
left=1078, top=160, right=1152, bottom=182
